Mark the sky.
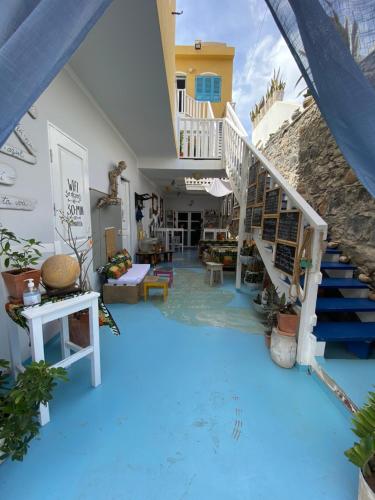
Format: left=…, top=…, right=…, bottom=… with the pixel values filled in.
left=175, top=0, right=305, bottom=134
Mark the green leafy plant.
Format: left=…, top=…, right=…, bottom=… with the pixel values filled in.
left=0, top=359, right=67, bottom=461
left=345, top=390, right=375, bottom=487
left=0, top=228, right=43, bottom=272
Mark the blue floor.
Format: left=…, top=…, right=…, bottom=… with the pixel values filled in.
left=0, top=261, right=358, bottom=499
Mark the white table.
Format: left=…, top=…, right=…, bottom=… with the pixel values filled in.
left=155, top=228, right=186, bottom=251
left=8, top=292, right=101, bottom=426
left=203, top=228, right=229, bottom=240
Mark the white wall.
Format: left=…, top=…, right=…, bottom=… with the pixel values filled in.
left=252, top=100, right=300, bottom=148
left=0, top=67, right=160, bottom=360
left=164, top=193, right=221, bottom=212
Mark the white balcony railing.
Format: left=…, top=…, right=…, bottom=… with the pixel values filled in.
left=179, top=117, right=223, bottom=159
left=176, top=89, right=214, bottom=119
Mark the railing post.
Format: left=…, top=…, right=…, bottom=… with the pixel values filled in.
left=235, top=143, right=249, bottom=290
left=296, top=229, right=324, bottom=365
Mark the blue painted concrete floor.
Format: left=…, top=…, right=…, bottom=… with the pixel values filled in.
left=0, top=258, right=359, bottom=499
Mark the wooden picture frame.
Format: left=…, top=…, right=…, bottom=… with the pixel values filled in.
left=277, top=210, right=301, bottom=245
left=261, top=216, right=278, bottom=243
left=264, top=187, right=281, bottom=216
left=252, top=205, right=263, bottom=228
left=274, top=242, right=297, bottom=276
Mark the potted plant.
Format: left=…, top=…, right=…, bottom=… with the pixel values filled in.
left=55, top=212, right=93, bottom=347
left=277, top=293, right=299, bottom=336
left=0, top=359, right=67, bottom=462
left=345, top=390, right=375, bottom=499
left=0, top=228, right=43, bottom=300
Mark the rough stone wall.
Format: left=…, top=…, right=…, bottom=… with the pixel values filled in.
left=263, top=102, right=375, bottom=282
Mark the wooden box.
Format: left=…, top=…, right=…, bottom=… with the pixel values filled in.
left=103, top=282, right=144, bottom=304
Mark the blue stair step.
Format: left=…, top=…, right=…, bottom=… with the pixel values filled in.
left=325, top=248, right=342, bottom=254
left=314, top=322, right=375, bottom=342
left=320, top=261, right=357, bottom=271
left=319, top=278, right=369, bottom=289
left=316, top=298, right=375, bottom=313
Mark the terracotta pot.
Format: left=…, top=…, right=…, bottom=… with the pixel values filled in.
left=358, top=470, right=375, bottom=500
left=2, top=268, right=41, bottom=301
left=277, top=311, right=299, bottom=334
left=68, top=310, right=90, bottom=348
left=277, top=326, right=296, bottom=338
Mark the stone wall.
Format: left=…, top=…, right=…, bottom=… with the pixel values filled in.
left=263, top=101, right=375, bottom=282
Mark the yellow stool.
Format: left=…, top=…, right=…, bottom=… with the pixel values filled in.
left=143, top=276, right=168, bottom=302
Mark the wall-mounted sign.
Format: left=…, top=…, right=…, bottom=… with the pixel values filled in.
left=0, top=194, right=37, bottom=211
left=262, top=217, right=278, bottom=242
left=0, top=163, right=17, bottom=185
left=274, top=242, right=296, bottom=276
left=252, top=205, right=263, bottom=227
left=0, top=107, right=37, bottom=165
left=277, top=210, right=301, bottom=244
left=64, top=177, right=84, bottom=226
left=264, top=188, right=281, bottom=215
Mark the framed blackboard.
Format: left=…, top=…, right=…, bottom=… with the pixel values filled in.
left=245, top=207, right=252, bottom=232
left=252, top=205, right=263, bottom=227
left=256, top=172, right=267, bottom=204
left=264, top=188, right=281, bottom=215
left=274, top=243, right=296, bottom=276
left=277, top=210, right=301, bottom=244
left=247, top=184, right=256, bottom=207
left=262, top=217, right=278, bottom=242
left=248, top=162, right=258, bottom=185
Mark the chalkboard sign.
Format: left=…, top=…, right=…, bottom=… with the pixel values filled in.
left=245, top=207, right=252, bottom=232
left=248, top=163, right=258, bottom=185
left=277, top=210, right=301, bottom=243
left=262, top=217, right=278, bottom=242
left=252, top=205, right=263, bottom=227
left=264, top=188, right=280, bottom=215
left=274, top=243, right=296, bottom=276
left=256, top=172, right=267, bottom=204
left=247, top=184, right=256, bottom=206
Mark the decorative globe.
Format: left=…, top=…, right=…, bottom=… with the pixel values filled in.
left=41, top=255, right=80, bottom=289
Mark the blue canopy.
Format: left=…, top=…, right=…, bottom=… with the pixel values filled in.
left=0, top=0, right=112, bottom=146
left=265, top=0, right=375, bottom=197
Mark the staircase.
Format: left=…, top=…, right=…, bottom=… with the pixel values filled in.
left=176, top=91, right=374, bottom=366
left=314, top=244, right=375, bottom=359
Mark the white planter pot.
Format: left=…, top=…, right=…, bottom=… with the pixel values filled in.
left=270, top=327, right=297, bottom=368
left=359, top=471, right=375, bottom=500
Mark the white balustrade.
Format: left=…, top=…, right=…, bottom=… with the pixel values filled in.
left=179, top=117, right=223, bottom=159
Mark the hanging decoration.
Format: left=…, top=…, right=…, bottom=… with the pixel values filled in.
left=0, top=106, right=38, bottom=165
left=205, top=178, right=233, bottom=197
left=0, top=194, right=37, bottom=211
left=0, top=163, right=17, bottom=185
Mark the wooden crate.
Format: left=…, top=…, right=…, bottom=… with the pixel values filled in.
left=103, top=282, right=143, bottom=304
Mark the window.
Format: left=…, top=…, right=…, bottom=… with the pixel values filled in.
left=195, top=76, right=222, bottom=102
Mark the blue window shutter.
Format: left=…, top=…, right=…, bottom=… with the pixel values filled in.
left=195, top=77, right=205, bottom=100
left=212, top=77, right=222, bottom=102
left=196, top=76, right=222, bottom=102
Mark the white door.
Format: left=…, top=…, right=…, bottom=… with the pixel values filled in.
left=48, top=123, right=91, bottom=253
left=119, top=177, right=132, bottom=251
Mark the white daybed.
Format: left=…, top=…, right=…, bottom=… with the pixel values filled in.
left=103, top=264, right=150, bottom=304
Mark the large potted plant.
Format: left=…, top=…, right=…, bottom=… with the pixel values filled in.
left=0, top=228, right=43, bottom=300
left=345, top=390, right=375, bottom=499
left=0, top=359, right=67, bottom=462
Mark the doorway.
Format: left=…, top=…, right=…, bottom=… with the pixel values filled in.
left=176, top=211, right=202, bottom=247
left=176, top=75, right=186, bottom=113
left=118, top=176, right=132, bottom=251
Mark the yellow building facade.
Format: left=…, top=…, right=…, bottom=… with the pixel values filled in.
left=175, top=42, right=235, bottom=117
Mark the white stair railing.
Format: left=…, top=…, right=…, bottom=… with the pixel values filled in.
left=222, top=113, right=327, bottom=366
left=176, top=89, right=213, bottom=119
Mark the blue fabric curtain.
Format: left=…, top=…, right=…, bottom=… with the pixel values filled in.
left=265, top=0, right=375, bottom=197
left=0, top=0, right=112, bottom=146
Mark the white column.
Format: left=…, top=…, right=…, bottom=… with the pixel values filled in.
left=89, top=298, right=101, bottom=387
left=29, top=317, right=50, bottom=425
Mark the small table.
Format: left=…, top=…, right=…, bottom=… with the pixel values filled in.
left=136, top=251, right=174, bottom=266
left=8, top=292, right=101, bottom=426
left=143, top=277, right=168, bottom=302
left=154, top=267, right=173, bottom=287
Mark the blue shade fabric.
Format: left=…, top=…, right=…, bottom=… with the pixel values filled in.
left=0, top=0, right=112, bottom=147
left=265, top=0, right=375, bottom=197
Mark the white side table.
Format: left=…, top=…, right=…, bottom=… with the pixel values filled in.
left=8, top=292, right=101, bottom=426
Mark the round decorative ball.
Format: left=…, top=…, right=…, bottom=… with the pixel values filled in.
left=41, top=255, right=80, bottom=289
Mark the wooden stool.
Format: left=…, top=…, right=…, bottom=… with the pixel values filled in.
left=154, top=267, right=173, bottom=287
left=144, top=277, right=168, bottom=302
left=205, top=262, right=224, bottom=286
